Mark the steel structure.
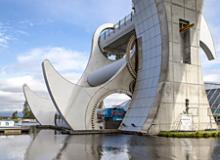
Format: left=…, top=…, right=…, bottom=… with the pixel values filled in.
left=23, top=0, right=218, bottom=134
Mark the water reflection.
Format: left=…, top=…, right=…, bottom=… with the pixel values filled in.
left=0, top=135, right=32, bottom=160
left=212, top=139, right=220, bottom=160
left=23, top=130, right=219, bottom=160
left=1, top=130, right=220, bottom=160
left=128, top=136, right=217, bottom=160
left=25, top=130, right=67, bottom=160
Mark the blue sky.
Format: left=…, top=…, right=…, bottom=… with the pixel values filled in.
left=0, top=0, right=219, bottom=112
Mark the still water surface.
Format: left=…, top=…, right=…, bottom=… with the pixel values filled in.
left=0, top=130, right=220, bottom=160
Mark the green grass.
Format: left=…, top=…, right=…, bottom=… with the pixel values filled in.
left=158, top=130, right=220, bottom=138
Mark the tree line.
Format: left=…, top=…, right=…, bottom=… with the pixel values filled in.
left=9, top=101, right=35, bottom=120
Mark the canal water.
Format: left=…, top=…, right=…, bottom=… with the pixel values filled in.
left=0, top=130, right=220, bottom=160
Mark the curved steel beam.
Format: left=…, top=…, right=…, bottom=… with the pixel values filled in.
left=200, top=16, right=216, bottom=60
left=23, top=84, right=56, bottom=126
left=87, top=58, right=126, bottom=87
left=42, top=52, right=134, bottom=130
left=42, top=23, right=136, bottom=130
left=87, top=34, right=137, bottom=87
left=78, top=23, right=114, bottom=86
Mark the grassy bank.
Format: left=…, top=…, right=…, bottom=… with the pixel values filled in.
left=158, top=130, right=220, bottom=138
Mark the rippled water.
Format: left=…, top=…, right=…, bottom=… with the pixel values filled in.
left=0, top=130, right=220, bottom=160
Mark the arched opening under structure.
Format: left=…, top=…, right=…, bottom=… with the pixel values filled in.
left=95, top=93, right=131, bottom=130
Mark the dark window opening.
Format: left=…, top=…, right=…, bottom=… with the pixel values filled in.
left=179, top=19, right=191, bottom=64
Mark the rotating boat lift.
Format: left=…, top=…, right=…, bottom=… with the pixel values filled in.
left=23, top=0, right=217, bottom=134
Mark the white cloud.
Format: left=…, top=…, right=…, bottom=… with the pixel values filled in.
left=16, top=47, right=88, bottom=75
left=0, top=75, right=44, bottom=93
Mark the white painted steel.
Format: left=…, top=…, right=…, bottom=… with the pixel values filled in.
left=87, top=58, right=126, bottom=87
left=23, top=85, right=56, bottom=126
left=42, top=53, right=133, bottom=130
left=79, top=24, right=115, bottom=86
left=200, top=16, right=216, bottom=60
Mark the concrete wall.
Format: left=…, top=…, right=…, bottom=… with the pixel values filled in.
left=152, top=0, right=216, bottom=133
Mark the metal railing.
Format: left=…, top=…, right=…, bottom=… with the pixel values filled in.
left=100, top=12, right=134, bottom=41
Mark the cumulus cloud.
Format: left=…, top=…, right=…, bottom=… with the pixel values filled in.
left=0, top=76, right=43, bottom=93
left=3, top=47, right=88, bottom=79
left=16, top=47, right=88, bottom=76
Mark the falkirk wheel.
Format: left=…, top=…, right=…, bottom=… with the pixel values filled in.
left=23, top=0, right=217, bottom=135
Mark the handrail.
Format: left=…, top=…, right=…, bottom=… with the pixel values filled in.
left=100, top=12, right=134, bottom=40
